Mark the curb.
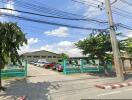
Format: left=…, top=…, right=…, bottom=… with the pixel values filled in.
left=95, top=81, right=132, bottom=89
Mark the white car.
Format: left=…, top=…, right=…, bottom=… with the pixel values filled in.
left=33, top=62, right=39, bottom=66
left=36, top=59, right=48, bottom=67
left=37, top=62, right=45, bottom=67
left=37, top=62, right=47, bottom=67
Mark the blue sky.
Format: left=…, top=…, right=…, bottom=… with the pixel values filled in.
left=0, top=0, right=132, bottom=57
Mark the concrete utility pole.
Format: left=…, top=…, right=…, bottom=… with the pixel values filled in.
left=105, top=0, right=124, bottom=81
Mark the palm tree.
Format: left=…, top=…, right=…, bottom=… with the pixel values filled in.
left=0, top=22, right=27, bottom=90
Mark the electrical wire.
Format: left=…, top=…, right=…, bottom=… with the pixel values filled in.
left=71, top=0, right=99, bottom=8
left=0, top=0, right=108, bottom=24
left=1, top=0, right=132, bottom=31
left=117, top=23, right=132, bottom=30
left=120, top=0, right=132, bottom=7
left=0, top=8, right=108, bottom=23
left=74, top=0, right=132, bottom=21
left=1, top=0, right=84, bottom=19
left=112, top=10, right=132, bottom=20
left=113, top=6, right=132, bottom=15
left=15, top=0, right=95, bottom=18
left=1, top=13, right=108, bottom=31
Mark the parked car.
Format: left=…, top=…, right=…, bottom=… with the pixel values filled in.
left=33, top=61, right=39, bottom=66
left=56, top=64, right=63, bottom=72
left=44, top=62, right=56, bottom=69
left=29, top=61, right=35, bottom=65
left=37, top=62, right=48, bottom=67
left=52, top=63, right=59, bottom=70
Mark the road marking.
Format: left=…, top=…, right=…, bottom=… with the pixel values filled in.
left=105, top=86, right=112, bottom=89
left=124, top=88, right=132, bottom=91
left=96, top=87, right=132, bottom=97
left=97, top=91, right=121, bottom=97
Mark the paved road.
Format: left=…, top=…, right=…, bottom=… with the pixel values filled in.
left=1, top=65, right=132, bottom=100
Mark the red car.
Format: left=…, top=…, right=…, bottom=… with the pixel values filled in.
left=44, top=63, right=55, bottom=69
left=56, top=64, right=63, bottom=72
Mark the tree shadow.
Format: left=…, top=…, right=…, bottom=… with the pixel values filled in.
left=125, top=73, right=132, bottom=80
left=86, top=72, right=116, bottom=78
left=86, top=72, right=132, bottom=80
left=0, top=78, right=60, bottom=100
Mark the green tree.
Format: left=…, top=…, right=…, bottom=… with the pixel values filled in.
left=120, top=38, right=132, bottom=57
left=0, top=22, right=27, bottom=90
left=75, top=32, right=132, bottom=74
left=60, top=53, right=69, bottom=59
left=75, top=32, right=112, bottom=74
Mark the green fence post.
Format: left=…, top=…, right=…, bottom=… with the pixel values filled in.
left=63, top=59, right=67, bottom=75
left=80, top=59, right=83, bottom=73
left=25, top=60, right=27, bottom=77
left=107, top=62, right=112, bottom=72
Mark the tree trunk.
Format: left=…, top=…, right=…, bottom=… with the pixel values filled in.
left=0, top=68, right=1, bottom=88
left=130, top=59, right=132, bottom=69
left=104, top=62, right=110, bottom=76
left=100, top=59, right=110, bottom=76
left=0, top=68, right=5, bottom=91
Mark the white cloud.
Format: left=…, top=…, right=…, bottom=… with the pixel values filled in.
left=28, top=38, right=39, bottom=45
left=18, top=38, right=39, bottom=54
left=44, top=27, right=69, bottom=37
left=127, top=31, right=132, bottom=38
left=72, top=0, right=104, bottom=17
left=0, top=1, right=18, bottom=15
left=40, top=41, right=83, bottom=57
left=58, top=41, right=73, bottom=47
left=84, top=6, right=103, bottom=17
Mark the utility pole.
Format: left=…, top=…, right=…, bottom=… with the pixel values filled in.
left=105, top=0, right=124, bottom=81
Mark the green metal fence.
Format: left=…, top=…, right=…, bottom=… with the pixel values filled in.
left=63, top=59, right=112, bottom=75
left=1, top=60, right=27, bottom=78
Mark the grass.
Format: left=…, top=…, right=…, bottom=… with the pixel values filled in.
left=2, top=76, right=11, bottom=80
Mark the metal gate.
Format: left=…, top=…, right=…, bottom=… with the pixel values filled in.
left=1, top=60, right=27, bottom=78
left=63, top=59, right=112, bottom=74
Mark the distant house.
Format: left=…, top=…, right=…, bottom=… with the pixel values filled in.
left=22, top=50, right=61, bottom=63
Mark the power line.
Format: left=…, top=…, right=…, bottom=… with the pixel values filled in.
left=120, top=0, right=132, bottom=6
left=1, top=0, right=132, bottom=31
left=1, top=13, right=108, bottom=31
left=113, top=6, right=132, bottom=15
left=111, top=0, right=132, bottom=20
left=15, top=0, right=96, bottom=18
left=71, top=0, right=99, bottom=8
left=112, top=10, right=132, bottom=20
left=1, top=0, right=84, bottom=19
left=15, top=0, right=83, bottom=18
left=70, top=0, right=132, bottom=20
left=0, top=8, right=108, bottom=23
left=117, top=23, right=132, bottom=30
left=0, top=0, right=107, bottom=24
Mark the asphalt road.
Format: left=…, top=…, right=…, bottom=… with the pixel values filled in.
left=87, top=86, right=132, bottom=99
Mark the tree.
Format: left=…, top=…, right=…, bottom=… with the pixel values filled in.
left=120, top=38, right=132, bottom=57
left=60, top=53, right=69, bottom=59
left=75, top=32, right=132, bottom=75
left=0, top=22, right=27, bottom=90
left=75, top=32, right=112, bottom=74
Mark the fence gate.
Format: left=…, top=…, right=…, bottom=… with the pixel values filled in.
left=63, top=59, right=112, bottom=75
left=1, top=60, right=27, bottom=78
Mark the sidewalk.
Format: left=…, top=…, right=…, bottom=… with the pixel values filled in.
left=95, top=74, right=132, bottom=89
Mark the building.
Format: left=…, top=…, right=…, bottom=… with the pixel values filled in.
left=22, top=50, right=61, bottom=63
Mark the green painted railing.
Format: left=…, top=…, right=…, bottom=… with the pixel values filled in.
left=1, top=60, right=27, bottom=78
left=63, top=59, right=112, bottom=75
